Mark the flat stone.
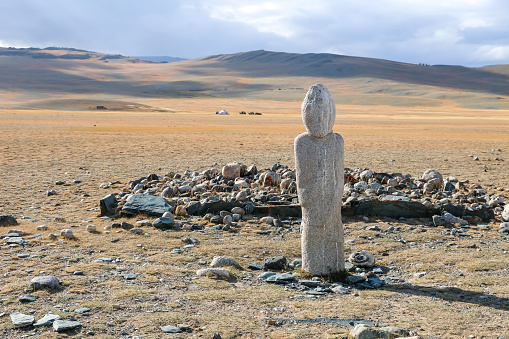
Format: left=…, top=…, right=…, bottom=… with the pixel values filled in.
left=346, top=275, right=366, bottom=285
left=378, top=195, right=411, bottom=202
left=10, top=312, right=34, bottom=327
left=161, top=325, right=182, bottom=333
left=96, top=257, right=114, bottom=263
left=34, top=313, right=61, bottom=327
left=266, top=273, right=296, bottom=284
left=248, top=263, right=263, bottom=270
left=6, top=237, right=25, bottom=245
left=258, top=272, right=276, bottom=280
left=298, top=280, right=321, bottom=287
left=19, top=294, right=36, bottom=302
left=53, top=319, right=82, bottom=332
left=123, top=273, right=137, bottom=280
left=74, top=307, right=91, bottom=314
left=122, top=194, right=172, bottom=217
left=17, top=253, right=30, bottom=258
left=31, top=275, right=60, bottom=290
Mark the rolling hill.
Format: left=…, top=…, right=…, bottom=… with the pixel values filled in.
left=0, top=47, right=508, bottom=110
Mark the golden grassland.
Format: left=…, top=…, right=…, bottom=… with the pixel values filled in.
left=0, top=97, right=508, bottom=338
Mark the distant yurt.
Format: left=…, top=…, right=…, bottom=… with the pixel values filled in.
left=216, top=110, right=229, bottom=115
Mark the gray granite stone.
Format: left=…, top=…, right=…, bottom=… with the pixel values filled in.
left=34, top=313, right=61, bottom=327
left=10, top=312, right=34, bottom=327
left=53, top=319, right=82, bottom=332
left=31, top=275, right=60, bottom=290
left=122, top=193, right=172, bottom=217
left=295, top=84, right=344, bottom=275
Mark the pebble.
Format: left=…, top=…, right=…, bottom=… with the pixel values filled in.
left=60, top=229, right=75, bottom=239
left=74, top=307, right=91, bottom=314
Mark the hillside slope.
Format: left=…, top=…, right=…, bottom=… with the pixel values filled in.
left=1, top=47, right=508, bottom=110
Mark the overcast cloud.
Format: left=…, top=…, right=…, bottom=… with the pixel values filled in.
left=1, top=0, right=509, bottom=66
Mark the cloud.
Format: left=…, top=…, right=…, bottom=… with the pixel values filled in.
left=0, top=0, right=508, bottom=65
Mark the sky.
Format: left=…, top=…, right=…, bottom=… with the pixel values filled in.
left=1, top=0, right=509, bottom=66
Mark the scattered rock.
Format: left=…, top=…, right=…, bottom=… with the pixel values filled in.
left=264, top=256, right=287, bottom=270
left=502, top=204, right=509, bottom=222
left=161, top=325, right=182, bottom=333
left=152, top=217, right=175, bottom=229
left=100, top=193, right=118, bottom=216
left=86, top=224, right=96, bottom=232
left=60, top=229, right=75, bottom=239
left=350, top=324, right=411, bottom=339
left=210, top=256, right=239, bottom=268
left=349, top=251, right=376, bottom=268
left=10, top=312, right=34, bottom=327
left=222, top=162, right=241, bottom=179
left=34, top=313, right=61, bottom=327
left=53, top=319, right=82, bottom=332
left=31, top=275, right=60, bottom=290
left=19, top=294, right=36, bottom=302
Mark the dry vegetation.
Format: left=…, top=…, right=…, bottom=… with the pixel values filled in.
left=0, top=48, right=508, bottom=338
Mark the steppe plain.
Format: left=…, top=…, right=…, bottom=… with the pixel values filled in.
left=0, top=48, right=508, bottom=338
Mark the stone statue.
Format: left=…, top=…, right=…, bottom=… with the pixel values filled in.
left=294, top=84, right=344, bottom=276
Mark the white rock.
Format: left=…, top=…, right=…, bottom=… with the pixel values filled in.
left=210, top=256, right=239, bottom=268
left=86, top=225, right=96, bottom=233
left=442, top=211, right=468, bottom=226
left=235, top=190, right=248, bottom=201
left=502, top=204, right=509, bottom=222
left=60, top=229, right=75, bottom=239
left=422, top=169, right=443, bottom=182
left=260, top=216, right=274, bottom=224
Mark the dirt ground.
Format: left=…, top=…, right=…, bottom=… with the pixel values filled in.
left=0, top=99, right=508, bottom=338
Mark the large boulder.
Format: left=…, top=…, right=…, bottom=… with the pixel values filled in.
left=0, top=215, right=18, bottom=227
left=121, top=194, right=172, bottom=217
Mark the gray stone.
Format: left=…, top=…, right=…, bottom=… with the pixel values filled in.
left=19, top=294, right=36, bottom=302
left=74, top=307, right=91, bottom=314
left=31, top=275, right=60, bottom=290
left=6, top=237, right=25, bottom=245
left=349, top=250, right=376, bottom=268
left=350, top=324, right=411, bottom=339
left=295, top=86, right=345, bottom=276
left=266, top=273, right=296, bottom=283
left=502, top=204, right=509, bottom=222
left=161, top=325, right=182, bottom=333
left=60, top=229, right=75, bottom=239
left=346, top=275, right=366, bottom=285
left=422, top=169, right=443, bottom=183
left=34, top=313, right=61, bottom=327
left=248, top=263, right=263, bottom=270
left=355, top=200, right=427, bottom=219
left=123, top=273, right=137, bottom=280
left=53, top=319, right=82, bottom=332
left=432, top=215, right=446, bottom=227
left=0, top=215, right=18, bottom=226
left=378, top=195, right=410, bottom=202
left=210, top=256, right=239, bottom=268
left=10, top=312, right=34, bottom=327
left=264, top=256, right=287, bottom=270
left=332, top=285, right=350, bottom=294
left=100, top=193, right=117, bottom=216
left=258, top=272, right=276, bottom=280
left=122, top=194, right=172, bottom=217
left=152, top=217, right=175, bottom=229
left=196, top=268, right=230, bottom=280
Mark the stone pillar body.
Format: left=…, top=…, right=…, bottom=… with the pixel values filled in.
left=294, top=84, right=344, bottom=275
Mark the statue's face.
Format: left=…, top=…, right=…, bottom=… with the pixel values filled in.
left=301, top=84, right=335, bottom=138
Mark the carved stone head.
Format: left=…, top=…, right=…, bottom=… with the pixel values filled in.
left=301, top=84, right=336, bottom=138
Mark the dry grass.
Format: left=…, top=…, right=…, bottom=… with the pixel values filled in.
left=0, top=97, right=508, bottom=338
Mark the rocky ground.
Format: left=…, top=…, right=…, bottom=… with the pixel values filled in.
left=1, top=161, right=508, bottom=339
left=1, top=106, right=508, bottom=338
